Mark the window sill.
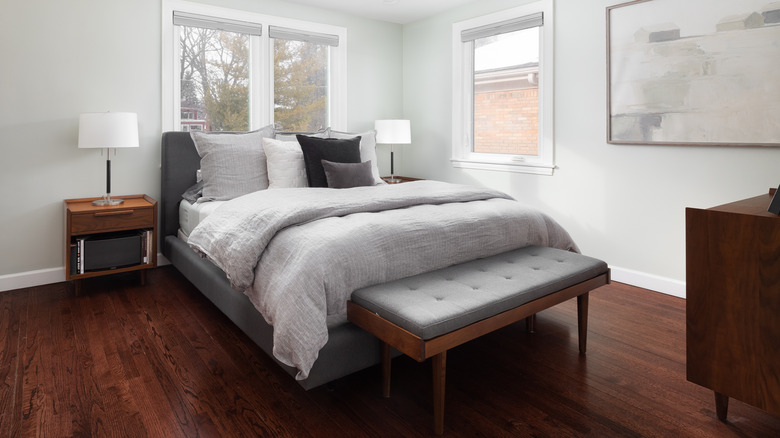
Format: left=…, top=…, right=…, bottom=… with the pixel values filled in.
left=451, top=158, right=555, bottom=176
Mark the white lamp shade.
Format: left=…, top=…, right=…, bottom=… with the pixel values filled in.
left=78, top=112, right=139, bottom=149
left=375, top=119, right=411, bottom=144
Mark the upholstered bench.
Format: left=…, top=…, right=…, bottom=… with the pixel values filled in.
left=347, top=246, right=609, bottom=435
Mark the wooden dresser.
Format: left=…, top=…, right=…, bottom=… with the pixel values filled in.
left=685, top=188, right=780, bottom=420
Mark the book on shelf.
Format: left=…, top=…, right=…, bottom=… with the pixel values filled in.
left=70, top=242, right=78, bottom=276
left=79, top=238, right=85, bottom=274
left=141, top=229, right=152, bottom=264
left=71, top=238, right=86, bottom=275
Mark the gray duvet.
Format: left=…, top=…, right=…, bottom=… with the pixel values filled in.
left=188, top=181, right=578, bottom=379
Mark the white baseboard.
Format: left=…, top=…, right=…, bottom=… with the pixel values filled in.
left=609, top=265, right=686, bottom=298
left=1, top=258, right=684, bottom=297
left=0, top=267, right=65, bottom=293
left=0, top=253, right=170, bottom=293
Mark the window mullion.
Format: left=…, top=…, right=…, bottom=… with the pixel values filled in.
left=172, top=24, right=182, bottom=133
left=464, top=41, right=475, bottom=159
left=249, top=34, right=267, bottom=129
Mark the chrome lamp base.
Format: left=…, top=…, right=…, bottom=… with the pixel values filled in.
left=92, top=196, right=124, bottom=206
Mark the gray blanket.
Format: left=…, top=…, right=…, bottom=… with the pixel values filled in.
left=188, top=181, right=578, bottom=379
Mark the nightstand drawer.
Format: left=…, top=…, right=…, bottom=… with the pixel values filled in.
left=70, top=208, right=154, bottom=234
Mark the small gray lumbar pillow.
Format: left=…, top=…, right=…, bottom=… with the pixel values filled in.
left=327, top=129, right=383, bottom=185
left=322, top=160, right=376, bottom=188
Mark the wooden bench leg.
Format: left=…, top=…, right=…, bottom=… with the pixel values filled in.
left=432, top=351, right=447, bottom=435
left=525, top=314, right=536, bottom=333
left=382, top=342, right=391, bottom=398
left=577, top=292, right=589, bottom=354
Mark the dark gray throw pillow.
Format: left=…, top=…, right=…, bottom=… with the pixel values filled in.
left=296, top=135, right=362, bottom=187
left=322, top=160, right=376, bottom=189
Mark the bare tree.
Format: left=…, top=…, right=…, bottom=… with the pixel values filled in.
left=179, top=26, right=328, bottom=132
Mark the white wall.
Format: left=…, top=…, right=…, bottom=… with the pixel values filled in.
left=0, top=0, right=403, bottom=290
left=400, top=0, right=780, bottom=297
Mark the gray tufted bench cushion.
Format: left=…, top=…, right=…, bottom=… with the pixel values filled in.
left=347, top=245, right=609, bottom=435
left=350, top=246, right=608, bottom=340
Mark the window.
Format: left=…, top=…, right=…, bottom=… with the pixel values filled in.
left=271, top=26, right=337, bottom=132
left=162, top=0, right=346, bottom=132
left=452, top=0, right=554, bottom=175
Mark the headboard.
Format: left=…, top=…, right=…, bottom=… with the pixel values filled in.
left=160, top=132, right=200, bottom=241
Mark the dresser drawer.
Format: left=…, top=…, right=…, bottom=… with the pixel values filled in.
left=70, top=208, right=154, bottom=234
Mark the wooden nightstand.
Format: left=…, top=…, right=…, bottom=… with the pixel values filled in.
left=381, top=176, right=423, bottom=184
left=64, top=194, right=157, bottom=295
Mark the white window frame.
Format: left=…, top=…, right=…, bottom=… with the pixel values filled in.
left=161, top=0, right=347, bottom=132
left=451, top=0, right=555, bottom=175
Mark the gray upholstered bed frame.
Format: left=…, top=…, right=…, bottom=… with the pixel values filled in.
left=160, top=131, right=387, bottom=390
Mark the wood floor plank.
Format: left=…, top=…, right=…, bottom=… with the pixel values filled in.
left=111, top=288, right=187, bottom=438
left=0, top=289, right=26, bottom=438
left=20, top=284, right=75, bottom=438
left=151, top=271, right=317, bottom=437
left=113, top=277, right=223, bottom=437
left=75, top=288, right=150, bottom=436
left=1, top=267, right=778, bottom=437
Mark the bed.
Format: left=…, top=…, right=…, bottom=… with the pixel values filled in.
left=160, top=130, right=578, bottom=389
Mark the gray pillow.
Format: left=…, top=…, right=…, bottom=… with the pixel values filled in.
left=322, top=160, right=376, bottom=188
left=191, top=124, right=275, bottom=201
left=327, top=129, right=384, bottom=185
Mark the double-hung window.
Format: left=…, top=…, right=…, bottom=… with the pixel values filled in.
left=162, top=0, right=346, bottom=132
left=270, top=26, right=337, bottom=132
left=451, top=0, right=554, bottom=175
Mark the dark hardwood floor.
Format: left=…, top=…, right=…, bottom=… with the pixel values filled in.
left=1, top=266, right=778, bottom=437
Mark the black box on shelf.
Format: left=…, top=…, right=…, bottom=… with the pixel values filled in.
left=82, top=231, right=143, bottom=271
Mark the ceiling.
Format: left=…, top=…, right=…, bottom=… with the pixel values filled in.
left=280, top=0, right=479, bottom=24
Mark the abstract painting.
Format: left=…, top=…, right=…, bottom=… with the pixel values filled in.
left=607, top=0, right=780, bottom=146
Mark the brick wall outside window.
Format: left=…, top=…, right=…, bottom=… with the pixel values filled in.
left=474, top=87, right=539, bottom=155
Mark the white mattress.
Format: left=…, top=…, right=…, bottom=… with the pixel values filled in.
left=179, top=200, right=225, bottom=239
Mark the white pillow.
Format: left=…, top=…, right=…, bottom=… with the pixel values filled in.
left=262, top=137, right=309, bottom=188
left=327, top=129, right=384, bottom=185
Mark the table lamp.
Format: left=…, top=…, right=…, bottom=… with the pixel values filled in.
left=375, top=119, right=411, bottom=183
left=78, top=112, right=139, bottom=206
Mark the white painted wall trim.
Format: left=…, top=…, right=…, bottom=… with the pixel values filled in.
left=0, top=268, right=64, bottom=293
left=0, top=254, right=170, bottom=293
left=2, top=259, right=685, bottom=297
left=609, top=265, right=686, bottom=299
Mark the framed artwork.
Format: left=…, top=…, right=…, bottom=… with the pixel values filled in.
left=606, top=0, right=780, bottom=146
